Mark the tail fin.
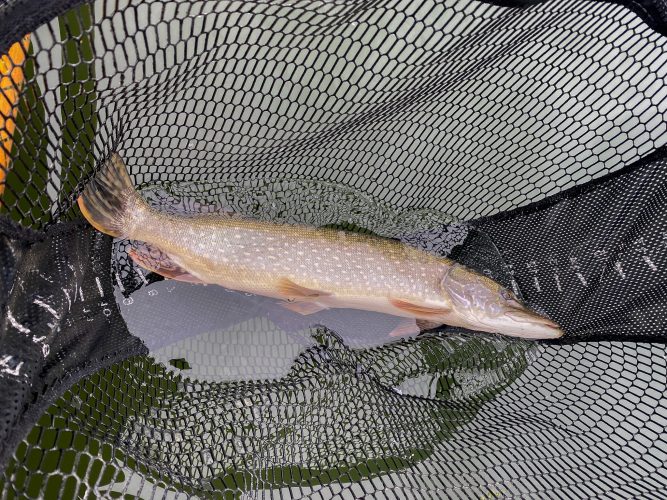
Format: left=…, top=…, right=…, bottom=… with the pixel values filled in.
left=78, top=152, right=143, bottom=238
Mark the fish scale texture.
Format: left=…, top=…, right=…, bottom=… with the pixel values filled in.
left=0, top=0, right=666, bottom=498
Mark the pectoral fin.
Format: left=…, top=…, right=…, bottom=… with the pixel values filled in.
left=129, top=244, right=204, bottom=284
left=279, top=301, right=328, bottom=315
left=389, top=318, right=421, bottom=337
left=277, top=278, right=331, bottom=300
left=389, top=298, right=450, bottom=317
left=416, top=320, right=444, bottom=331
left=389, top=318, right=445, bottom=337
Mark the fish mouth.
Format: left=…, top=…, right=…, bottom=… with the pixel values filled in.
left=504, top=308, right=564, bottom=339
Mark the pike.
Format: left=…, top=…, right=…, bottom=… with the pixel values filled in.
left=78, top=153, right=563, bottom=339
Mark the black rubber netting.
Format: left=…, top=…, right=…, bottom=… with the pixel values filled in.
left=0, top=0, right=666, bottom=498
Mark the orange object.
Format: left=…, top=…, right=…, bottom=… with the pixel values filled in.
left=0, top=35, right=31, bottom=193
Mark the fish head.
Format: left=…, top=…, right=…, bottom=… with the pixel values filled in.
left=442, top=264, right=563, bottom=339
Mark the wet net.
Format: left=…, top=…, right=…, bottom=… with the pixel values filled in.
left=0, top=0, right=667, bottom=497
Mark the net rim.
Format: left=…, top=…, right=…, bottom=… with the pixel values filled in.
left=1, top=0, right=667, bottom=57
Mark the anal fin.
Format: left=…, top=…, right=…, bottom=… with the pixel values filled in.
left=129, top=243, right=204, bottom=284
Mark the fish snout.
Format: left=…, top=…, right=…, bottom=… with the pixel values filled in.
left=442, top=264, right=563, bottom=339
left=503, top=305, right=563, bottom=339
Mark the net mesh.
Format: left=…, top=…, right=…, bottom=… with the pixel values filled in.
left=0, top=0, right=666, bottom=497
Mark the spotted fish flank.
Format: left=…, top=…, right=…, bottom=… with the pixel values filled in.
left=78, top=153, right=563, bottom=340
